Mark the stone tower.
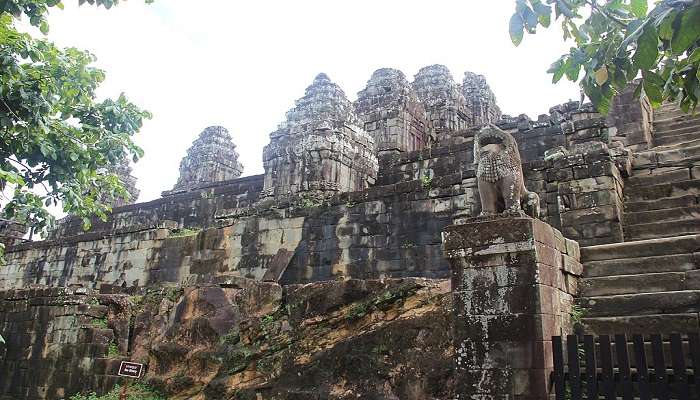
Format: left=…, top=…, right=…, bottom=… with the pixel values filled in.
left=462, top=71, right=502, bottom=126
left=110, top=159, right=140, bottom=207
left=172, top=126, right=244, bottom=192
left=262, top=73, right=378, bottom=197
left=412, top=65, right=471, bottom=139
left=355, top=68, right=433, bottom=155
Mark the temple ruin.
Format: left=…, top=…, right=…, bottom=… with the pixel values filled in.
left=0, top=65, right=699, bottom=399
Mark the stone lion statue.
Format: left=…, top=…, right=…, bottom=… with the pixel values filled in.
left=473, top=124, right=540, bottom=218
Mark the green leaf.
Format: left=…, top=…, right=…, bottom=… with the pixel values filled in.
left=689, top=48, right=700, bottom=65
left=510, top=13, right=525, bottom=46
left=633, top=25, right=659, bottom=70
left=564, top=58, right=581, bottom=81
left=630, top=0, right=647, bottom=19
left=671, top=5, right=700, bottom=55
left=633, top=80, right=644, bottom=99
left=548, top=59, right=566, bottom=83
left=521, top=6, right=539, bottom=31
left=642, top=71, right=664, bottom=107
left=594, top=66, right=609, bottom=85
left=620, top=19, right=647, bottom=52
left=529, top=0, right=550, bottom=16
left=555, top=0, right=575, bottom=19
left=658, top=10, right=678, bottom=41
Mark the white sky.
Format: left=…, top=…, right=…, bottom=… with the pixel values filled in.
left=39, top=0, right=580, bottom=203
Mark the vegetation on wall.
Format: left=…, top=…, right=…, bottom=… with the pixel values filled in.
left=68, top=383, right=164, bottom=400
left=510, top=0, right=700, bottom=113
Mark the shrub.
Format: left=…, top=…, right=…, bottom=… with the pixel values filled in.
left=68, top=383, right=165, bottom=400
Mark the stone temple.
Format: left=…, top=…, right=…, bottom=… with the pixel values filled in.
left=1, top=65, right=699, bottom=400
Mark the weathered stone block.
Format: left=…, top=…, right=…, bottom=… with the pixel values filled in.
left=445, top=216, right=579, bottom=400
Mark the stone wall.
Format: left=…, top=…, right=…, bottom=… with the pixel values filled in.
left=3, top=100, right=628, bottom=291
left=0, top=278, right=454, bottom=400
left=49, top=175, right=264, bottom=240
left=0, top=287, right=120, bottom=400
left=607, top=82, right=653, bottom=150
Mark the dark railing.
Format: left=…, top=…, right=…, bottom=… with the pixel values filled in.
left=552, top=333, right=700, bottom=400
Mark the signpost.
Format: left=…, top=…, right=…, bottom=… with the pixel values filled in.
left=117, top=361, right=143, bottom=378
left=117, top=361, right=144, bottom=400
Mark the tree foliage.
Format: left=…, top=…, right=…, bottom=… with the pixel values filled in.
left=510, top=0, right=700, bottom=114
left=0, top=1, right=152, bottom=237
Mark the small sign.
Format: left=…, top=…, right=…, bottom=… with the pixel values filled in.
left=117, top=361, right=144, bottom=378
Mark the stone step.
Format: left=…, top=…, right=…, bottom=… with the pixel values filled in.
left=581, top=272, right=688, bottom=297
left=623, top=205, right=700, bottom=226
left=625, top=194, right=699, bottom=212
left=632, top=147, right=700, bottom=169
left=654, top=117, right=700, bottom=132
left=581, top=313, right=700, bottom=335
left=654, top=105, right=700, bottom=120
left=584, top=253, right=698, bottom=278
left=654, top=122, right=700, bottom=138
left=654, top=111, right=698, bottom=121
left=578, top=290, right=700, bottom=317
left=581, top=234, right=700, bottom=262
left=655, top=144, right=700, bottom=166
left=654, top=110, right=688, bottom=120
left=624, top=219, right=700, bottom=241
left=624, top=179, right=700, bottom=202
left=653, top=131, right=700, bottom=147
left=627, top=167, right=692, bottom=186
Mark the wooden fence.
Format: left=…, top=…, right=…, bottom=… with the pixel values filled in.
left=552, top=333, right=700, bottom=400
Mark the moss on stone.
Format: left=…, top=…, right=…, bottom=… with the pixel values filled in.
left=106, top=341, right=120, bottom=358
left=90, top=318, right=108, bottom=329
left=168, top=228, right=201, bottom=238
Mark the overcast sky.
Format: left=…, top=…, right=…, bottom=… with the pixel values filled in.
left=39, top=0, right=580, bottom=203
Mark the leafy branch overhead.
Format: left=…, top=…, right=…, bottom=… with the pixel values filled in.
left=0, top=1, right=152, bottom=237
left=510, top=0, right=700, bottom=114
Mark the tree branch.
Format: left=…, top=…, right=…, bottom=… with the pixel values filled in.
left=585, top=0, right=629, bottom=28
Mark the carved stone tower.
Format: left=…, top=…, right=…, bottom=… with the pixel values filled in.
left=262, top=73, right=378, bottom=197
left=355, top=68, right=433, bottom=155
left=172, top=126, right=244, bottom=192
left=106, top=159, right=140, bottom=207
left=412, top=64, right=471, bottom=139
left=462, top=71, right=502, bottom=126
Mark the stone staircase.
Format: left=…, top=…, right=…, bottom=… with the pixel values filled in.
left=623, top=103, right=700, bottom=241
left=578, top=103, right=700, bottom=335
